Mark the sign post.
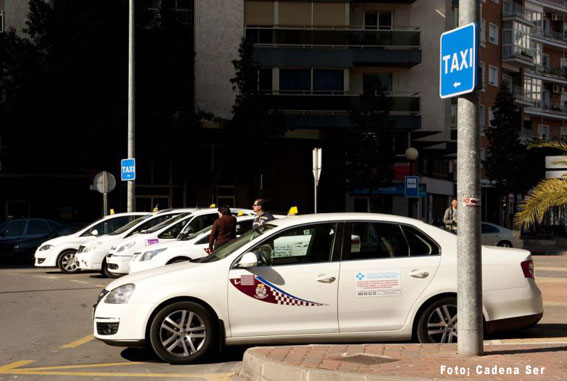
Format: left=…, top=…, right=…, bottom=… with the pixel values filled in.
left=312, top=148, right=322, bottom=213
left=440, top=3, right=482, bottom=356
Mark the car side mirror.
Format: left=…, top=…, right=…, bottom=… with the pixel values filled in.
left=91, top=229, right=99, bottom=236
left=237, top=252, right=258, bottom=268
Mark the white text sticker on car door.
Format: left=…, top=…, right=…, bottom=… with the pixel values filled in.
left=355, top=271, right=401, bottom=297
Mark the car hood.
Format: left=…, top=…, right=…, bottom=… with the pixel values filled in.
left=104, top=260, right=204, bottom=290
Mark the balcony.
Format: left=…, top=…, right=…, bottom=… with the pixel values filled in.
left=247, top=26, right=421, bottom=68
left=532, top=26, right=567, bottom=48
left=528, top=0, right=567, bottom=14
left=502, top=45, right=535, bottom=67
left=503, top=2, right=531, bottom=23
left=525, top=66, right=567, bottom=85
left=262, top=91, right=421, bottom=130
left=524, top=100, right=567, bottom=120
left=511, top=85, right=535, bottom=106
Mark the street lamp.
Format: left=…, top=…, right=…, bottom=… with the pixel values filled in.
left=405, top=147, right=419, bottom=219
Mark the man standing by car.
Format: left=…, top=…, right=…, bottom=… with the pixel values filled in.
left=252, top=198, right=274, bottom=229
left=443, top=198, right=458, bottom=232
left=208, top=206, right=237, bottom=252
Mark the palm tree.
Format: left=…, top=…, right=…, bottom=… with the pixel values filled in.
left=514, top=141, right=567, bottom=230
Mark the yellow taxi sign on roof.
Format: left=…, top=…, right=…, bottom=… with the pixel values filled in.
left=237, top=211, right=244, bottom=216
left=209, top=203, right=216, bottom=208
left=288, top=206, right=299, bottom=216
left=110, top=209, right=115, bottom=215
left=153, top=207, right=159, bottom=212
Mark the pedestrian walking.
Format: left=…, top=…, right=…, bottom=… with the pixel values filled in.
left=208, top=206, right=237, bottom=252
left=443, top=198, right=458, bottom=232
left=252, top=198, right=275, bottom=229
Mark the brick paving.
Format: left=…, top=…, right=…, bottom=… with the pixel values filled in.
left=245, top=343, right=567, bottom=380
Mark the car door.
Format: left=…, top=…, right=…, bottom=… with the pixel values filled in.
left=481, top=223, right=499, bottom=246
left=228, top=222, right=341, bottom=337
left=338, top=221, right=441, bottom=332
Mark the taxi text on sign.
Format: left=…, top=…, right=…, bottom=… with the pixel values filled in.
left=121, top=158, right=136, bottom=181
left=439, top=23, right=478, bottom=99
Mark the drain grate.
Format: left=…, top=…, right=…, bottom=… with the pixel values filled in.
left=330, top=353, right=397, bottom=365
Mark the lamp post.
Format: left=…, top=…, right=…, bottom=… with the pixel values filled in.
left=405, top=147, right=419, bottom=219
left=127, top=0, right=136, bottom=212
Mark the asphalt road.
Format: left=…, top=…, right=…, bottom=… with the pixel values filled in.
left=0, top=254, right=565, bottom=380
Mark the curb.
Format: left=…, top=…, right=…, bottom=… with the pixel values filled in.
left=240, top=346, right=433, bottom=381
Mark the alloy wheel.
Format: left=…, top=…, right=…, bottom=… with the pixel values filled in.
left=61, top=252, right=78, bottom=272
left=425, top=304, right=458, bottom=343
left=159, top=310, right=207, bottom=357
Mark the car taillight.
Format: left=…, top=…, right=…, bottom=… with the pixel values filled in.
left=521, top=260, right=535, bottom=279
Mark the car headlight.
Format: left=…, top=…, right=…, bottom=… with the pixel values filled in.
left=141, top=248, right=167, bottom=261
left=85, top=241, right=102, bottom=253
left=39, top=244, right=53, bottom=251
left=104, top=284, right=135, bottom=304
left=118, top=241, right=136, bottom=253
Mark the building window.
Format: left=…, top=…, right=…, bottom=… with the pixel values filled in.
left=481, top=19, right=486, bottom=43
left=561, top=127, right=567, bottom=140
left=279, top=69, right=311, bottom=93
left=363, top=74, right=392, bottom=94
left=480, top=104, right=486, bottom=133
left=524, top=77, right=542, bottom=101
left=0, top=11, right=4, bottom=33
left=313, top=69, right=343, bottom=94
left=480, top=61, right=486, bottom=88
left=489, top=65, right=498, bottom=86
left=538, top=125, right=550, bottom=141
left=451, top=7, right=459, bottom=29
left=489, top=107, right=495, bottom=127
left=364, top=11, right=392, bottom=30
left=489, top=23, right=499, bottom=45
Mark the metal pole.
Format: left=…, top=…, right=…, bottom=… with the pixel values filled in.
left=457, top=0, right=483, bottom=356
left=127, top=0, right=136, bottom=212
left=314, top=182, right=317, bottom=214
left=103, top=193, right=108, bottom=216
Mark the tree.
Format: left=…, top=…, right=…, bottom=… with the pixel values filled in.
left=345, top=79, right=394, bottom=206
left=514, top=141, right=567, bottom=230
left=484, top=85, right=527, bottom=226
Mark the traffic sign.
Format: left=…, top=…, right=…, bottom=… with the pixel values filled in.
left=439, top=23, right=478, bottom=99
left=404, top=176, right=419, bottom=198
left=93, top=171, right=116, bottom=194
left=121, top=158, right=136, bottom=181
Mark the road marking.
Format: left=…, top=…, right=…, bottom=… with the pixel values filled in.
left=37, top=275, right=59, bottom=280
left=536, top=266, right=567, bottom=273
left=61, top=334, right=95, bottom=349
left=71, top=280, right=92, bottom=285
left=0, top=360, right=35, bottom=371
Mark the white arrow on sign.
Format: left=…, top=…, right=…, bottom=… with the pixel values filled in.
left=453, top=82, right=461, bottom=88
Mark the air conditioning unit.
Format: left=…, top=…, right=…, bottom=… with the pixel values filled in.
left=553, top=84, right=561, bottom=93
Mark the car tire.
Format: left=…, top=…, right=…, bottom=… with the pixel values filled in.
left=149, top=301, right=216, bottom=364
left=497, top=241, right=513, bottom=248
left=166, top=257, right=190, bottom=265
left=101, top=259, right=119, bottom=278
left=57, top=250, right=80, bottom=273
left=417, top=297, right=458, bottom=343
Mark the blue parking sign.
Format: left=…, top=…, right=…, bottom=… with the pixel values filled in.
left=439, top=23, right=478, bottom=99
left=405, top=176, right=419, bottom=198
left=121, top=158, right=136, bottom=181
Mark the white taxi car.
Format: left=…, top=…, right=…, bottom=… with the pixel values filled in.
left=106, top=209, right=255, bottom=276
left=34, top=212, right=149, bottom=273
left=129, top=216, right=255, bottom=274
left=93, top=213, right=543, bottom=364
left=481, top=222, right=524, bottom=248
left=75, top=210, right=195, bottom=276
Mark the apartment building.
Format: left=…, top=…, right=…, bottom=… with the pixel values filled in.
left=196, top=0, right=457, bottom=220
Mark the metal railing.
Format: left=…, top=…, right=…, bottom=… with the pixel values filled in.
left=502, top=45, right=534, bottom=60
left=529, top=65, right=567, bottom=79
left=533, top=26, right=567, bottom=44
left=529, top=100, right=567, bottom=115
left=245, top=25, right=420, bottom=49
left=503, top=2, right=528, bottom=20
left=511, top=85, right=534, bottom=103
left=531, top=0, right=567, bottom=10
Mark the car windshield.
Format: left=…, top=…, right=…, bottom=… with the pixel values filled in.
left=109, top=216, right=148, bottom=235
left=140, top=213, right=191, bottom=234
left=179, top=225, right=212, bottom=241
left=197, top=224, right=276, bottom=263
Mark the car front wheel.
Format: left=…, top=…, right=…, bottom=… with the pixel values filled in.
left=417, top=297, right=458, bottom=343
left=149, top=301, right=215, bottom=364
left=57, top=250, right=79, bottom=273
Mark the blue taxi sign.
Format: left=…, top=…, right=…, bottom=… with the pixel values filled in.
left=121, top=158, right=136, bottom=181
left=439, top=23, right=478, bottom=99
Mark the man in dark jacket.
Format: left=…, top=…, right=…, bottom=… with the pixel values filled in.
left=209, top=206, right=237, bottom=252
left=252, top=198, right=275, bottom=229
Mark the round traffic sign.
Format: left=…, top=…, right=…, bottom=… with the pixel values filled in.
left=93, top=171, right=116, bottom=194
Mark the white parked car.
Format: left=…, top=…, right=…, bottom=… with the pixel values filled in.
left=75, top=210, right=195, bottom=276
left=128, top=216, right=255, bottom=274
left=106, top=209, right=255, bottom=276
left=34, top=212, right=149, bottom=273
left=93, top=213, right=543, bottom=364
left=481, top=222, right=523, bottom=248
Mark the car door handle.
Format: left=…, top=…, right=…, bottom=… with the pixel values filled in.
left=409, top=269, right=429, bottom=279
left=316, top=274, right=336, bottom=283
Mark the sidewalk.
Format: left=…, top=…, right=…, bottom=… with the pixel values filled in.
left=239, top=343, right=567, bottom=380
left=524, top=237, right=567, bottom=256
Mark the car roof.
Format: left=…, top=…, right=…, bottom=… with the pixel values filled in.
left=101, top=212, right=149, bottom=220
left=264, top=213, right=429, bottom=228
